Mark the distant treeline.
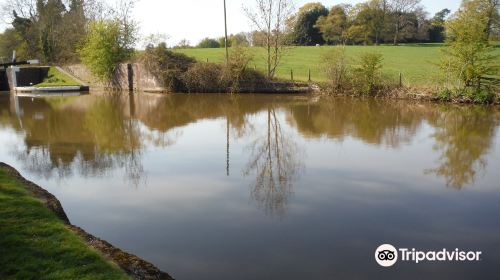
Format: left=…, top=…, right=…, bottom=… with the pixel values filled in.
left=186, top=0, right=500, bottom=48
left=0, top=0, right=136, bottom=64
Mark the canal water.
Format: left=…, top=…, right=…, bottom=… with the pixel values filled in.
left=0, top=92, right=499, bottom=280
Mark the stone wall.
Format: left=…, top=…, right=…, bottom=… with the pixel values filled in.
left=64, top=64, right=165, bottom=92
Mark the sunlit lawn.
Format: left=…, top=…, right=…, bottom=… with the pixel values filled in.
left=176, top=43, right=500, bottom=86
left=0, top=167, right=129, bottom=280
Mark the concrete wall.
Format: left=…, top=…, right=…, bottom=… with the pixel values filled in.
left=6, top=67, right=50, bottom=88
left=64, top=64, right=165, bottom=92
left=17, top=67, right=50, bottom=86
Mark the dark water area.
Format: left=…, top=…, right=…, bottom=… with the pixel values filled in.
left=1, top=92, right=499, bottom=280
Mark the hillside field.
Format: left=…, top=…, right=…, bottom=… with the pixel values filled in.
left=175, top=44, right=500, bottom=86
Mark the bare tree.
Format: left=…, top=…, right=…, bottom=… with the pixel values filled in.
left=244, top=0, right=295, bottom=79
left=389, top=0, right=421, bottom=45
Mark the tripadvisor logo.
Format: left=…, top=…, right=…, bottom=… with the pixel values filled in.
left=375, top=244, right=482, bottom=267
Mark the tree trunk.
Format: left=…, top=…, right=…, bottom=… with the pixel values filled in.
left=394, top=23, right=399, bottom=46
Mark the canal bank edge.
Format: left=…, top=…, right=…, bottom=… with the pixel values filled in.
left=0, top=162, right=174, bottom=280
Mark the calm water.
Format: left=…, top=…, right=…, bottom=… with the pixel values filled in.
left=1, top=92, right=500, bottom=280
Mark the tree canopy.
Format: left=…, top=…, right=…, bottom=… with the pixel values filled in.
left=290, top=3, right=329, bottom=45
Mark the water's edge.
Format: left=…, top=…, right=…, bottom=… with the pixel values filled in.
left=0, top=162, right=174, bottom=280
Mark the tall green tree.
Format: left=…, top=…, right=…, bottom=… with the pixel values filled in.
left=0, top=28, right=27, bottom=61
left=290, top=2, right=329, bottom=45
left=37, top=0, right=66, bottom=62
left=441, top=0, right=499, bottom=99
left=429, top=9, right=451, bottom=42
left=353, top=0, right=389, bottom=45
left=315, top=5, right=350, bottom=45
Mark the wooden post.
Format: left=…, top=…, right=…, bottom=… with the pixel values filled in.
left=291, top=69, right=294, bottom=82
left=224, top=0, right=229, bottom=65
left=127, top=64, right=133, bottom=92
left=399, top=73, right=402, bottom=87
left=308, top=69, right=311, bottom=83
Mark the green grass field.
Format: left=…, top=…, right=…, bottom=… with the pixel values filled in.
left=0, top=167, right=129, bottom=280
left=35, top=67, right=82, bottom=87
left=176, top=44, right=500, bottom=86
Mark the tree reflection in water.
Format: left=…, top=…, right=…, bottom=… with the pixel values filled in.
left=244, top=107, right=304, bottom=218
left=3, top=93, right=151, bottom=187
left=1, top=93, right=498, bottom=192
left=426, top=106, right=497, bottom=189
left=84, top=93, right=144, bottom=186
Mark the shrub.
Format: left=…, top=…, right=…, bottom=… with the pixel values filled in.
left=437, top=88, right=453, bottom=102
left=141, top=43, right=196, bottom=92
left=222, top=45, right=255, bottom=93
left=457, top=87, right=495, bottom=104
left=79, top=20, right=137, bottom=82
left=440, top=0, right=499, bottom=102
left=321, top=46, right=350, bottom=93
left=197, top=38, right=221, bottom=48
left=182, top=63, right=227, bottom=93
left=353, top=52, right=384, bottom=95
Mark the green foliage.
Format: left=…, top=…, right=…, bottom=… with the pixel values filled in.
left=218, top=33, right=250, bottom=48
left=5, top=0, right=87, bottom=63
left=456, top=87, right=496, bottom=104
left=440, top=0, right=499, bottom=102
left=141, top=43, right=196, bottom=92
left=315, top=5, right=349, bottom=45
left=354, top=52, right=384, bottom=94
left=429, top=9, right=451, bottom=43
left=0, top=168, right=129, bottom=280
left=177, top=44, right=500, bottom=86
left=437, top=88, right=452, bottom=101
left=79, top=20, right=136, bottom=82
left=347, top=0, right=388, bottom=45
left=0, top=28, right=28, bottom=61
left=290, top=3, right=329, bottom=45
left=197, top=38, right=221, bottom=48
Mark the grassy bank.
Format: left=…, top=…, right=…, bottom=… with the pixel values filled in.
left=0, top=166, right=129, bottom=280
left=176, top=44, right=500, bottom=87
left=35, top=67, right=81, bottom=87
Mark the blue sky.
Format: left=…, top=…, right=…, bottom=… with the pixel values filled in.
left=1, top=0, right=462, bottom=46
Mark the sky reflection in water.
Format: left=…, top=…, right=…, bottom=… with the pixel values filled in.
left=0, top=92, right=499, bottom=280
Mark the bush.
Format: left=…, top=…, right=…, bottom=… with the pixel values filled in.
left=79, top=20, right=137, bottom=82
left=182, top=63, right=227, bottom=93
left=197, top=38, right=221, bottom=48
left=440, top=0, right=498, bottom=102
left=321, top=46, right=350, bottom=93
left=458, top=87, right=495, bottom=104
left=437, top=88, right=453, bottom=102
left=353, top=52, right=384, bottom=95
left=222, top=45, right=255, bottom=93
left=141, top=43, right=196, bottom=92
left=181, top=63, right=267, bottom=93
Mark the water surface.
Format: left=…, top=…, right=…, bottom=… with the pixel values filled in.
left=1, top=92, right=499, bottom=280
